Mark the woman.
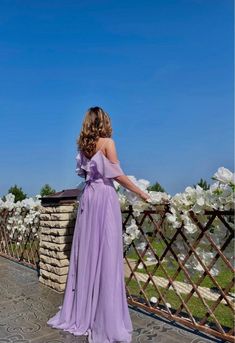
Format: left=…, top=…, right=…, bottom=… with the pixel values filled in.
left=47, top=106, right=150, bottom=343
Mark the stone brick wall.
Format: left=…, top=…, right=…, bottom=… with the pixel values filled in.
left=38, top=201, right=79, bottom=292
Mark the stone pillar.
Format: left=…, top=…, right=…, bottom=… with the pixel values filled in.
left=38, top=189, right=80, bottom=292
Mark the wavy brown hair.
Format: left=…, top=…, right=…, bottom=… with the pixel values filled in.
left=77, top=106, right=112, bottom=159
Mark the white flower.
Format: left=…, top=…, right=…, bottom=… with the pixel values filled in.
left=136, top=242, right=147, bottom=252
left=166, top=212, right=177, bottom=223
left=137, top=262, right=144, bottom=269
left=123, top=233, right=133, bottom=245
left=150, top=296, right=157, bottom=303
left=137, top=179, right=150, bottom=191
left=147, top=191, right=170, bottom=205
left=210, top=181, right=220, bottom=192
left=126, top=219, right=140, bottom=240
left=178, top=253, right=186, bottom=261
left=5, top=193, right=15, bottom=203
left=113, top=180, right=120, bottom=190
left=0, top=193, right=41, bottom=240
left=181, top=214, right=198, bottom=234
left=132, top=201, right=148, bottom=216
left=213, top=167, right=235, bottom=185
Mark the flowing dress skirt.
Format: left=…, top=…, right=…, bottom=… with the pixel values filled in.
left=47, top=178, right=133, bottom=343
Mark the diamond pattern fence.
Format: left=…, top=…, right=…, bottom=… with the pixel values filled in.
left=122, top=204, right=234, bottom=342
left=0, top=208, right=40, bottom=270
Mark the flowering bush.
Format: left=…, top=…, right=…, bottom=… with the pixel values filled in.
left=0, top=167, right=233, bottom=274
left=118, top=167, right=234, bottom=275
left=0, top=193, right=42, bottom=244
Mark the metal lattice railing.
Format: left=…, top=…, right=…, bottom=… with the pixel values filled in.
left=0, top=198, right=234, bottom=341
left=122, top=204, right=234, bottom=342
left=0, top=208, right=40, bottom=269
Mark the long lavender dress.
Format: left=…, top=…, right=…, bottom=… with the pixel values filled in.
left=47, top=149, right=133, bottom=343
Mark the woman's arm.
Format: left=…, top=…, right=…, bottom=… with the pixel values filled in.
left=104, top=138, right=150, bottom=201
left=114, top=174, right=150, bottom=201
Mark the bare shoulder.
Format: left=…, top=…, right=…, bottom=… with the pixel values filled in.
left=105, top=137, right=115, bottom=145
left=104, top=137, right=118, bottom=162
left=97, top=137, right=109, bottom=149
left=104, top=138, right=117, bottom=151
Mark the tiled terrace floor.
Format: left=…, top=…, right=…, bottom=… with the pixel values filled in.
left=0, top=256, right=227, bottom=343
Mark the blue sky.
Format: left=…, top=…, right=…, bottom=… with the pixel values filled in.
left=0, top=0, right=233, bottom=197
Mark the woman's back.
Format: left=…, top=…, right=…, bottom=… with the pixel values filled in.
left=88, top=137, right=120, bottom=163
left=76, top=137, right=124, bottom=185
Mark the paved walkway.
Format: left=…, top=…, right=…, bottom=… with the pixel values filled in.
left=0, top=256, right=227, bottom=343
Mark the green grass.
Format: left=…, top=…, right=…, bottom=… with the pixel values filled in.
left=125, top=237, right=234, bottom=331
left=126, top=240, right=235, bottom=292
left=126, top=278, right=234, bottom=330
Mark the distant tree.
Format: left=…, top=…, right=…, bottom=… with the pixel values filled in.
left=2, top=184, right=27, bottom=202
left=193, top=178, right=210, bottom=190
left=40, top=184, right=56, bottom=197
left=147, top=181, right=165, bottom=193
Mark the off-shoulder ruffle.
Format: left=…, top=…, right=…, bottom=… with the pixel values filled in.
left=75, top=151, right=87, bottom=177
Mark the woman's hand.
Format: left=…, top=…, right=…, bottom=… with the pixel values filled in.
left=114, top=174, right=151, bottom=202
left=138, top=190, right=151, bottom=202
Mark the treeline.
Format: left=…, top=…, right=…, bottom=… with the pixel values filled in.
left=1, top=184, right=56, bottom=202
left=2, top=177, right=210, bottom=203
